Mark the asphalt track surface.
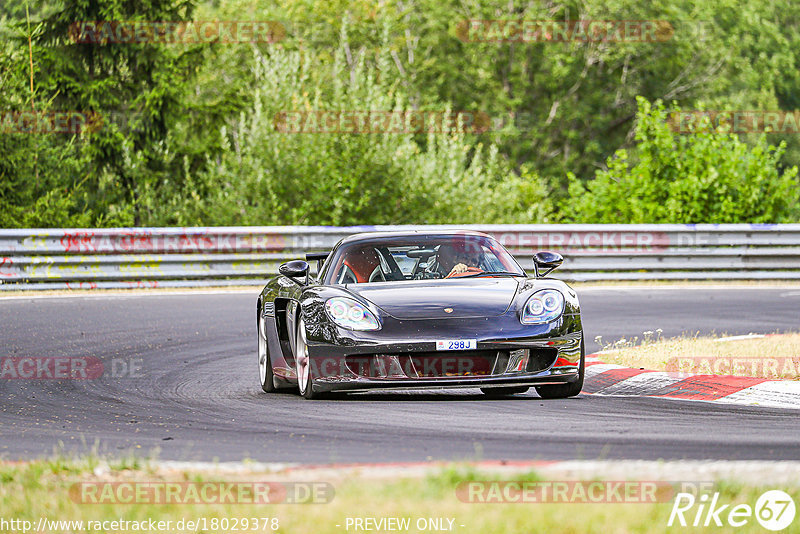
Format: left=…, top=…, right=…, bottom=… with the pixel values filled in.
left=1, top=286, right=799, bottom=462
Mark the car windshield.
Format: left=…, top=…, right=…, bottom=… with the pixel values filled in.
left=322, top=234, right=526, bottom=284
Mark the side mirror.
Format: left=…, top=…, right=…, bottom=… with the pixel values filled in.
left=279, top=260, right=310, bottom=284
left=532, top=251, right=563, bottom=278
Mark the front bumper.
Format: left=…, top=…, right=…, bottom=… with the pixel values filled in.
left=303, top=312, right=582, bottom=393
left=311, top=367, right=581, bottom=394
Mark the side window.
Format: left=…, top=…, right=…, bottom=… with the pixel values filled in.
left=481, top=245, right=504, bottom=271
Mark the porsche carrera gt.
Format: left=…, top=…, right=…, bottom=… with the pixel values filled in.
left=256, top=231, right=584, bottom=399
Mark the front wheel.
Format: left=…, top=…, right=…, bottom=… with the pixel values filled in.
left=295, top=317, right=320, bottom=399
left=258, top=308, right=276, bottom=393
left=535, top=334, right=585, bottom=399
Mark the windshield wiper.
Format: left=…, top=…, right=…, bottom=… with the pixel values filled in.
left=459, top=271, right=525, bottom=278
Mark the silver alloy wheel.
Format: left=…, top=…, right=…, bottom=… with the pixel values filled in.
left=295, top=318, right=310, bottom=395
left=258, top=316, right=268, bottom=385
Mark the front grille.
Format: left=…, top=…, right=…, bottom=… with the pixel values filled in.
left=526, top=347, right=559, bottom=373
left=343, top=347, right=560, bottom=379
left=409, top=351, right=498, bottom=377
left=345, top=351, right=501, bottom=378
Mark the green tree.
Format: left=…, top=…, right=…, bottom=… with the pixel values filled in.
left=0, top=5, right=92, bottom=227
left=31, top=0, right=203, bottom=225
left=5, top=0, right=800, bottom=227
left=566, top=97, right=800, bottom=223
left=149, top=27, right=553, bottom=225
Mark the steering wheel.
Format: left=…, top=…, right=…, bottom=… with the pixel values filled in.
left=445, top=266, right=484, bottom=278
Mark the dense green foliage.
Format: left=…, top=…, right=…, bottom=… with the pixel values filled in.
left=1, top=0, right=799, bottom=227
left=567, top=98, right=800, bottom=222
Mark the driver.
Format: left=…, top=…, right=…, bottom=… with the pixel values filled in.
left=437, top=243, right=483, bottom=278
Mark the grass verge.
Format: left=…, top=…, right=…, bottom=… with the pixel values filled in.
left=597, top=332, right=800, bottom=379
left=1, top=458, right=798, bottom=533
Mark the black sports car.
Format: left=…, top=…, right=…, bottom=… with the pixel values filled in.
left=256, top=231, right=584, bottom=399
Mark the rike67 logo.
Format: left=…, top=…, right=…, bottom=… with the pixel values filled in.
left=669, top=490, right=795, bottom=531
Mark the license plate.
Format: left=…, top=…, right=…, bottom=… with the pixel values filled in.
left=436, top=339, right=477, bottom=351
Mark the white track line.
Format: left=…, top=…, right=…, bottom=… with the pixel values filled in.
left=593, top=371, right=685, bottom=395
left=714, top=381, right=800, bottom=410
left=584, top=363, right=628, bottom=377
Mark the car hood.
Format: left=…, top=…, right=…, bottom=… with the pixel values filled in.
left=345, top=278, right=521, bottom=319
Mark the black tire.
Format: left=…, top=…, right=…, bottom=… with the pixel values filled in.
left=481, top=386, right=529, bottom=397
left=535, top=334, right=585, bottom=399
left=295, top=317, right=321, bottom=399
left=257, top=304, right=276, bottom=393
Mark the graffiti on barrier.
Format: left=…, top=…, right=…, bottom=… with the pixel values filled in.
left=59, top=231, right=288, bottom=253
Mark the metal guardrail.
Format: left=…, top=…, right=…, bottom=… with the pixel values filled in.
left=2, top=224, right=800, bottom=290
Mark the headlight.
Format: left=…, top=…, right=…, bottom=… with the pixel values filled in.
left=520, top=289, right=565, bottom=324
left=325, top=297, right=381, bottom=330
